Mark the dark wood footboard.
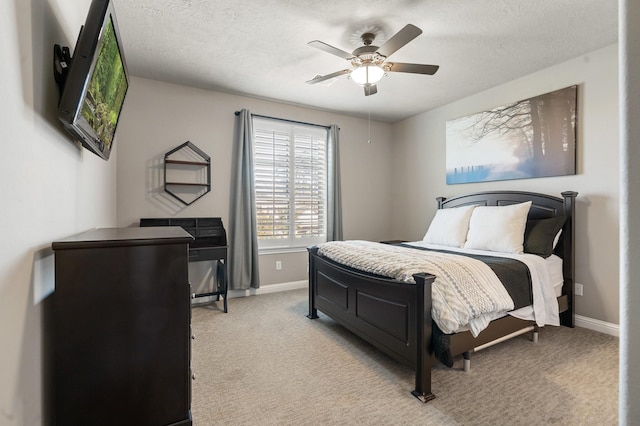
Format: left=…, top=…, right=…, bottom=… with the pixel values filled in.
left=307, top=247, right=436, bottom=401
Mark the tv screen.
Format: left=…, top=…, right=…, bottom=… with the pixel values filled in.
left=57, top=0, right=129, bottom=160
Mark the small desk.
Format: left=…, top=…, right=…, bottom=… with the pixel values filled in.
left=140, top=217, right=229, bottom=313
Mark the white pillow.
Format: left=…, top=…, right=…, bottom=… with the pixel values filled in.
left=464, top=201, right=532, bottom=254
left=423, top=205, right=477, bottom=247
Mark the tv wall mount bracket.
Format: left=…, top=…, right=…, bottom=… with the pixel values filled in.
left=53, top=44, right=72, bottom=96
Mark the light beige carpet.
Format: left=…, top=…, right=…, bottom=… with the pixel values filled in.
left=191, top=289, right=618, bottom=425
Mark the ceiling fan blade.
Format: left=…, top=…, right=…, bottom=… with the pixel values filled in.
left=364, top=84, right=378, bottom=96
left=387, top=62, right=439, bottom=75
left=376, top=24, right=422, bottom=58
left=308, top=40, right=354, bottom=60
left=306, top=69, right=352, bottom=84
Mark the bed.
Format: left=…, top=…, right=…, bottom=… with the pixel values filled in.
left=307, top=190, right=577, bottom=402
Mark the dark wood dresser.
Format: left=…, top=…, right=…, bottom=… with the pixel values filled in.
left=52, top=227, right=193, bottom=425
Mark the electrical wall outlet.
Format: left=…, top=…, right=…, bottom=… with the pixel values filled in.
left=275, top=260, right=282, bottom=271
left=575, top=283, right=584, bottom=296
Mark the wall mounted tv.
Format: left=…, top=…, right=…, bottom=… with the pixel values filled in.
left=54, top=0, right=129, bottom=160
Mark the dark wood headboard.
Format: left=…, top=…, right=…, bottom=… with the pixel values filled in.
left=435, top=190, right=578, bottom=327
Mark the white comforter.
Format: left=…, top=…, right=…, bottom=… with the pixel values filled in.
left=407, top=241, right=560, bottom=329
left=318, top=240, right=514, bottom=336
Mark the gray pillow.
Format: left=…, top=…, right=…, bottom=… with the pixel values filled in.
left=524, top=216, right=567, bottom=258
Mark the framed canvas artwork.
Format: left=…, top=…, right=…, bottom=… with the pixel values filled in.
left=446, top=85, right=577, bottom=184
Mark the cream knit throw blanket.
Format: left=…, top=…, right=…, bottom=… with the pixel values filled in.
left=317, top=240, right=515, bottom=336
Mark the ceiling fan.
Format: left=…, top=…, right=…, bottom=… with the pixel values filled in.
left=306, top=24, right=439, bottom=96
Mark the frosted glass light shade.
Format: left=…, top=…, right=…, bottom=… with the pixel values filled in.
left=350, top=64, right=385, bottom=85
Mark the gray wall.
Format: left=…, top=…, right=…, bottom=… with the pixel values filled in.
left=0, top=0, right=118, bottom=423
left=116, top=77, right=395, bottom=286
left=391, top=44, right=619, bottom=325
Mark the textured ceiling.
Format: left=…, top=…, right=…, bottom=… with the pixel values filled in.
left=112, top=0, right=618, bottom=123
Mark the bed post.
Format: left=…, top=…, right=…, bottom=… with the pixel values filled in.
left=307, top=246, right=319, bottom=319
left=560, top=191, right=578, bottom=328
left=411, top=272, right=437, bottom=403
left=436, top=197, right=446, bottom=209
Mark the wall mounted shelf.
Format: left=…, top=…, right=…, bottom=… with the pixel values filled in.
left=164, top=141, right=211, bottom=205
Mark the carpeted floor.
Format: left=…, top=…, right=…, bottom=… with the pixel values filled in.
left=190, top=289, right=618, bottom=425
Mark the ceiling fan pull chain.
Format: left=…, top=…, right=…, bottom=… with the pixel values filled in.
left=367, top=96, right=372, bottom=144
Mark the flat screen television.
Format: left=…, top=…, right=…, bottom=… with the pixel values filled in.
left=55, top=0, right=129, bottom=160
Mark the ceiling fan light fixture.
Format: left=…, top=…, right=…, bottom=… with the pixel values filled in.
left=350, top=64, right=385, bottom=85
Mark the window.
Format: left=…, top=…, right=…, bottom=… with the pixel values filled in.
left=253, top=117, right=328, bottom=250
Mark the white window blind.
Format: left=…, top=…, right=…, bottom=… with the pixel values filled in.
left=253, top=117, right=328, bottom=250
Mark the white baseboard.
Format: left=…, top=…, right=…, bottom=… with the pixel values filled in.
left=226, top=280, right=308, bottom=299
left=575, top=314, right=620, bottom=337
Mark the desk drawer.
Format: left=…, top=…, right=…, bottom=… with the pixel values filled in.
left=189, top=246, right=227, bottom=262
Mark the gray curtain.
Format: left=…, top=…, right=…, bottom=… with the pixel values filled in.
left=327, top=124, right=343, bottom=241
left=229, top=109, right=260, bottom=290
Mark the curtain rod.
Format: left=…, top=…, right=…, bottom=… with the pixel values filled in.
left=234, top=111, right=336, bottom=130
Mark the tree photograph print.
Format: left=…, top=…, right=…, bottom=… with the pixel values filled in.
left=446, top=85, right=577, bottom=184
